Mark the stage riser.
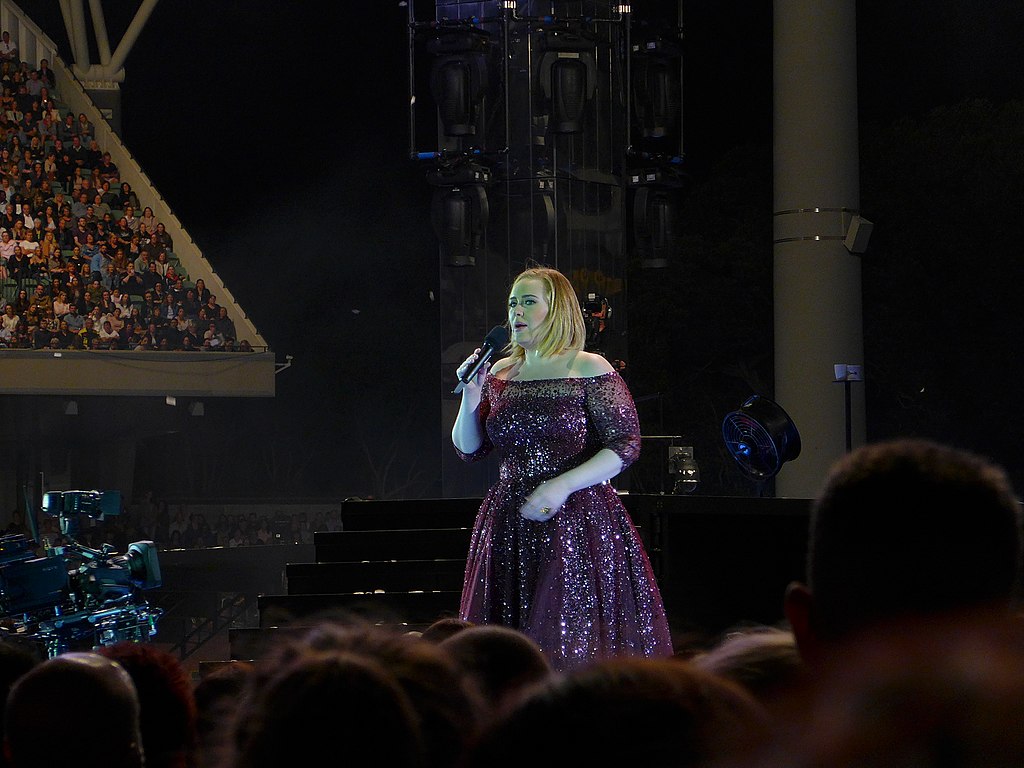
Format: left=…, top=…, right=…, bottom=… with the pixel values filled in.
left=256, top=591, right=462, bottom=630
left=340, top=498, right=479, bottom=531
left=203, top=496, right=810, bottom=662
left=314, top=528, right=472, bottom=562
left=286, top=560, right=466, bottom=594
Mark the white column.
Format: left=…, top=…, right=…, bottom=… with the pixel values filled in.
left=773, top=0, right=866, bottom=497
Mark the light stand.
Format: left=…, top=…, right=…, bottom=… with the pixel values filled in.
left=833, top=363, right=863, bottom=452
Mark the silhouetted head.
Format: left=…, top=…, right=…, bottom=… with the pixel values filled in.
left=785, top=438, right=1022, bottom=660
left=5, top=652, right=143, bottom=768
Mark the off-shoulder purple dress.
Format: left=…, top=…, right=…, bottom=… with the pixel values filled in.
left=456, top=370, right=674, bottom=671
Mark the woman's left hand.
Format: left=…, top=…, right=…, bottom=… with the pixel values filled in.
left=520, top=477, right=570, bottom=522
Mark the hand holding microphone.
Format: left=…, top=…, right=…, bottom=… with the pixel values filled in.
left=454, top=325, right=509, bottom=395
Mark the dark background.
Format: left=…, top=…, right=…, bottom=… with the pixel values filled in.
left=16, top=0, right=1024, bottom=501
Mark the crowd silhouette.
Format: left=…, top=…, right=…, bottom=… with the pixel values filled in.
left=1, top=434, right=1021, bottom=768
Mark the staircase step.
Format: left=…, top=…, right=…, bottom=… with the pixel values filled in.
left=341, top=497, right=480, bottom=531
left=314, top=527, right=472, bottom=562
left=256, top=590, right=462, bottom=629
left=286, top=559, right=466, bottom=594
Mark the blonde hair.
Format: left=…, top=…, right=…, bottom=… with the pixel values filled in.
left=507, top=266, right=587, bottom=362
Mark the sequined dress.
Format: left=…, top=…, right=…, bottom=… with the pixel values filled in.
left=456, top=370, right=674, bottom=671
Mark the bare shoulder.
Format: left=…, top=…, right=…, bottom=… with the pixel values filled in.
left=571, top=351, right=615, bottom=378
left=489, top=356, right=517, bottom=377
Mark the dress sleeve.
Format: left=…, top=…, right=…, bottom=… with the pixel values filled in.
left=585, top=372, right=642, bottom=469
left=453, top=376, right=494, bottom=463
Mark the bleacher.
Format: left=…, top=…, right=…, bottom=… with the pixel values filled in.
left=0, top=6, right=274, bottom=399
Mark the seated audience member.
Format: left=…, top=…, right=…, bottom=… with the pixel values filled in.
left=215, top=306, right=236, bottom=340
left=127, top=323, right=148, bottom=350
left=783, top=438, right=1022, bottom=667
left=1, top=302, right=19, bottom=337
left=691, top=624, right=806, bottom=709
left=439, top=625, right=553, bottom=720
left=193, top=278, right=211, bottom=305
left=419, top=617, right=474, bottom=644
left=74, top=316, right=99, bottom=349
left=463, top=656, right=770, bottom=768
left=97, top=318, right=120, bottom=348
left=0, top=32, right=18, bottom=66
left=6, top=243, right=28, bottom=279
left=63, top=304, right=85, bottom=332
left=178, top=288, right=199, bottom=319
left=201, top=293, right=221, bottom=319
left=140, top=232, right=162, bottom=263
left=120, top=261, right=146, bottom=295
left=30, top=318, right=52, bottom=349
left=180, top=320, right=200, bottom=350
left=0, top=641, right=39, bottom=754
left=193, top=661, right=254, bottom=768
left=27, top=283, right=51, bottom=316
left=96, top=642, right=198, bottom=768
left=10, top=319, right=29, bottom=348
left=77, top=113, right=95, bottom=142
left=153, top=221, right=173, bottom=251
left=119, top=181, right=140, bottom=211
left=753, top=612, right=1024, bottom=768
left=97, top=152, right=119, bottom=184
left=139, top=205, right=157, bottom=232
left=228, top=648, right=425, bottom=768
left=250, top=621, right=484, bottom=768
left=203, top=321, right=224, bottom=349
left=52, top=319, right=76, bottom=348
left=4, top=652, right=144, bottom=768
left=162, top=317, right=185, bottom=349
left=140, top=259, right=163, bottom=292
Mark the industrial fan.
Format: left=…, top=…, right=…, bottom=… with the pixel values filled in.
left=722, top=395, right=801, bottom=481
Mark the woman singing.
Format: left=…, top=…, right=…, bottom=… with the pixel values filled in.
left=452, top=266, right=674, bottom=671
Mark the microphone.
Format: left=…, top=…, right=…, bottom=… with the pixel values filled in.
left=453, top=325, right=509, bottom=394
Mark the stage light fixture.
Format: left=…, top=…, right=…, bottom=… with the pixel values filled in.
left=428, top=162, right=491, bottom=267
left=627, top=160, right=688, bottom=268
left=426, top=28, right=493, bottom=137
left=537, top=28, right=598, bottom=134
left=631, top=185, right=679, bottom=268
left=632, top=35, right=682, bottom=139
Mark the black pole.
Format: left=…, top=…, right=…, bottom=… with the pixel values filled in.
left=844, top=379, right=852, bottom=452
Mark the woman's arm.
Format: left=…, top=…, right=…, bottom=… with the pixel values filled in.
left=451, top=348, right=507, bottom=457
left=520, top=447, right=624, bottom=521
left=451, top=389, right=486, bottom=455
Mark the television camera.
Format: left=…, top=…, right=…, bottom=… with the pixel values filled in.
left=0, top=489, right=163, bottom=658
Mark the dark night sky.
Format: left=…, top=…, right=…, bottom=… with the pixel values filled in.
left=16, top=1, right=1024, bottom=498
